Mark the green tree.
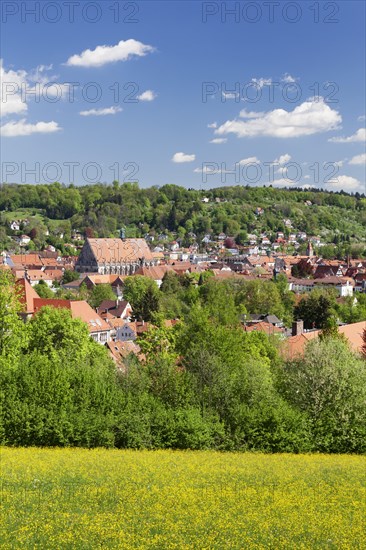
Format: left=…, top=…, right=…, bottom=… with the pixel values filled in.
left=294, top=291, right=336, bottom=329
left=279, top=338, right=366, bottom=452
left=33, top=280, right=54, bottom=299
left=89, top=284, right=115, bottom=308
left=62, top=270, right=80, bottom=284
left=0, top=270, right=27, bottom=366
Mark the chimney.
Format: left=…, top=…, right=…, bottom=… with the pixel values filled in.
left=292, top=319, right=304, bottom=336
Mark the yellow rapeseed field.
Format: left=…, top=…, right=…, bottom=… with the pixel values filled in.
left=1, top=448, right=365, bottom=549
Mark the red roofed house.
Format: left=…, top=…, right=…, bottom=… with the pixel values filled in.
left=282, top=321, right=366, bottom=360
left=33, top=298, right=111, bottom=344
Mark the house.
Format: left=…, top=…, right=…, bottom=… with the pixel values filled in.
left=106, top=340, right=143, bottom=370
left=15, top=235, right=31, bottom=246
left=243, top=321, right=284, bottom=336
left=71, top=230, right=84, bottom=241
left=169, top=241, right=180, bottom=252
left=282, top=321, right=366, bottom=359
left=134, top=265, right=175, bottom=287
left=217, top=233, right=226, bottom=241
left=289, top=276, right=354, bottom=297
left=313, top=265, right=344, bottom=279
left=242, top=313, right=283, bottom=328
left=10, top=221, right=20, bottom=231
left=25, top=269, right=63, bottom=287
left=33, top=298, right=111, bottom=344
left=201, top=197, right=209, bottom=203
left=115, top=321, right=152, bottom=342
left=255, top=207, right=264, bottom=216
left=75, top=237, right=155, bottom=275
left=97, top=299, right=131, bottom=320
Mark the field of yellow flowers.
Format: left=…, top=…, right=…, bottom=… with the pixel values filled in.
left=1, top=448, right=365, bottom=549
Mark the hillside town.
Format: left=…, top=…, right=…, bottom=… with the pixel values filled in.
left=2, top=227, right=365, bottom=368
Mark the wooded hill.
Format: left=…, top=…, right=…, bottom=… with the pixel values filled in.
left=1, top=183, right=365, bottom=252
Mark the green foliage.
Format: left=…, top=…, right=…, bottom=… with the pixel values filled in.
left=0, top=271, right=365, bottom=453
left=33, top=280, right=54, bottom=298
left=123, top=276, right=161, bottom=322
left=62, top=269, right=80, bottom=284
left=1, top=183, right=365, bottom=251
left=89, top=284, right=115, bottom=308
left=278, top=338, right=366, bottom=453
left=294, top=291, right=337, bottom=329
left=0, top=270, right=27, bottom=366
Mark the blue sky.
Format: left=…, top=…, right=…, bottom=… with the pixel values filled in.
left=1, top=0, right=365, bottom=192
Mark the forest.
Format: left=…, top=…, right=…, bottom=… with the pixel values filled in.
left=1, top=182, right=366, bottom=256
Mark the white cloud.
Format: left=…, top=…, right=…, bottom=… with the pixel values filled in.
left=328, top=175, right=363, bottom=191
left=304, top=175, right=310, bottom=180
left=274, top=153, right=291, bottom=165
left=215, top=98, right=341, bottom=139
left=172, top=152, right=195, bottom=163
left=334, top=160, right=344, bottom=167
left=222, top=91, right=239, bottom=99
left=329, top=128, right=366, bottom=143
left=1, top=118, right=61, bottom=137
left=239, top=109, right=265, bottom=119
left=349, top=153, right=366, bottom=165
left=358, top=115, right=366, bottom=122
left=194, top=165, right=221, bottom=174
left=251, top=77, right=272, bottom=88
left=210, top=138, right=227, bottom=144
left=136, top=90, right=156, bottom=102
left=207, top=122, right=217, bottom=129
left=0, top=61, right=28, bottom=117
left=239, top=156, right=260, bottom=165
left=65, top=39, right=155, bottom=67
left=281, top=73, right=298, bottom=83
left=79, top=106, right=122, bottom=116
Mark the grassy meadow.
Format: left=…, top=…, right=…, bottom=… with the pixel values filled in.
left=1, top=448, right=365, bottom=549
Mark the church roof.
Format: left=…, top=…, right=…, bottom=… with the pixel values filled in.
left=86, top=238, right=153, bottom=265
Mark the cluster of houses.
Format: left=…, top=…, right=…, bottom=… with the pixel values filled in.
left=2, top=233, right=366, bottom=369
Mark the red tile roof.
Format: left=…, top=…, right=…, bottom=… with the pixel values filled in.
left=33, top=298, right=110, bottom=333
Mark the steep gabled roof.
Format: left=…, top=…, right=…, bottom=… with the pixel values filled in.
left=83, top=238, right=154, bottom=265
left=15, top=278, right=40, bottom=314
left=33, top=298, right=110, bottom=333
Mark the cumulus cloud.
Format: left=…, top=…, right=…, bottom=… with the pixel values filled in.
left=328, top=175, right=363, bottom=191
left=1, top=118, right=61, bottom=137
left=137, top=90, right=156, bottom=101
left=357, top=115, right=365, bottom=122
left=210, top=138, right=227, bottom=144
left=239, top=109, right=266, bottom=119
left=329, top=128, right=366, bottom=143
left=79, top=106, right=122, bottom=116
left=281, top=73, right=298, bottom=83
left=239, top=156, right=260, bottom=165
left=0, top=61, right=28, bottom=117
left=274, top=153, right=291, bottom=165
left=349, top=153, right=366, bottom=165
left=251, top=77, right=272, bottom=88
left=65, top=39, right=155, bottom=67
left=215, top=98, right=341, bottom=139
left=172, top=152, right=195, bottom=163
left=207, top=122, right=217, bottom=128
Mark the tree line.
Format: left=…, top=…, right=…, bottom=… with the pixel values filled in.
left=1, top=269, right=365, bottom=453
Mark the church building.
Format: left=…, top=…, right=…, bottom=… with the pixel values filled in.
left=75, top=237, right=156, bottom=275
